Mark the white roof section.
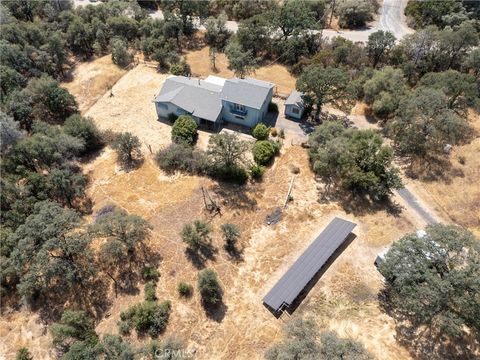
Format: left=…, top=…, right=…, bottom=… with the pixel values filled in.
left=204, top=75, right=226, bottom=87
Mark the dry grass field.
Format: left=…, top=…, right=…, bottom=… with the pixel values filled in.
left=83, top=145, right=415, bottom=360
left=185, top=46, right=297, bottom=96
left=413, top=110, right=480, bottom=237
left=4, top=59, right=478, bottom=360
left=62, top=55, right=128, bottom=113
left=1, top=143, right=416, bottom=359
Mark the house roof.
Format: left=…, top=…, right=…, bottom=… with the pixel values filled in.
left=220, top=78, right=274, bottom=109
left=154, top=76, right=223, bottom=122
left=285, top=90, right=304, bottom=108
left=263, top=217, right=356, bottom=315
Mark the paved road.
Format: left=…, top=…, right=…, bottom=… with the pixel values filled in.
left=75, top=0, right=412, bottom=43
left=322, top=0, right=413, bottom=42
left=396, top=188, right=437, bottom=225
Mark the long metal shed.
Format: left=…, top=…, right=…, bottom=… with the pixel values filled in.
left=263, top=217, right=356, bottom=316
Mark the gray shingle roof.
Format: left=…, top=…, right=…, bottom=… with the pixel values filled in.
left=263, top=217, right=356, bottom=315
left=155, top=76, right=223, bottom=122
left=220, top=78, right=274, bottom=109
left=285, top=90, right=304, bottom=107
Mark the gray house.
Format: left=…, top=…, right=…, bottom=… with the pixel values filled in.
left=154, top=75, right=274, bottom=130
left=284, top=90, right=305, bottom=120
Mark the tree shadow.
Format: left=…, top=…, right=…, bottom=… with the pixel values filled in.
left=119, top=156, right=145, bottom=173
left=318, top=186, right=403, bottom=217
left=224, top=242, right=244, bottom=262
left=185, top=242, right=218, bottom=270
left=203, top=300, right=228, bottom=323
left=404, top=155, right=464, bottom=184
left=33, top=277, right=113, bottom=325
left=210, top=184, right=258, bottom=212
left=378, top=290, right=480, bottom=360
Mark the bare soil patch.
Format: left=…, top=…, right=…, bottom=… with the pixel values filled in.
left=62, top=55, right=128, bottom=113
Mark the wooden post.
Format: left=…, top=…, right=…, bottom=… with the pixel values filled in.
left=201, top=186, right=208, bottom=210
left=283, top=175, right=296, bottom=209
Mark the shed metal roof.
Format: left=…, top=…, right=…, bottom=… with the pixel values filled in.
left=263, top=217, right=356, bottom=314
left=285, top=90, right=304, bottom=108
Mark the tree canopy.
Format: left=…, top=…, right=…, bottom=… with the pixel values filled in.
left=388, top=87, right=472, bottom=164
left=296, top=65, right=349, bottom=114
left=309, top=122, right=402, bottom=200
left=379, top=224, right=480, bottom=340
left=266, top=317, right=372, bottom=360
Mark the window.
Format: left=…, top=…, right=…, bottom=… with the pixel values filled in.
left=292, top=107, right=300, bottom=115
left=234, top=103, right=245, bottom=112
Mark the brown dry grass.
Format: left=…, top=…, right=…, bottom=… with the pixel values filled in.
left=185, top=46, right=297, bottom=96
left=413, top=110, right=480, bottom=236
left=62, top=55, right=128, bottom=113
left=2, top=60, right=431, bottom=360
left=85, top=146, right=414, bottom=360
left=83, top=63, right=214, bottom=153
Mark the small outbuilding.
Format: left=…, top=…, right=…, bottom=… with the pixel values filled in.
left=263, top=217, right=356, bottom=317
left=284, top=90, right=305, bottom=120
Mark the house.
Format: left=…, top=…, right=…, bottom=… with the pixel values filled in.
left=154, top=75, right=274, bottom=130
left=284, top=90, right=305, bottom=120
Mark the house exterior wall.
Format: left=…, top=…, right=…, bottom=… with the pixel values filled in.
left=155, top=102, right=190, bottom=119
left=285, top=104, right=304, bottom=120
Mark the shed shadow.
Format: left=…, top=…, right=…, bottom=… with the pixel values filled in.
left=263, top=232, right=356, bottom=318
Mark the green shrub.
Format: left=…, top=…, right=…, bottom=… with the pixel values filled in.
left=252, top=123, right=270, bottom=140
left=268, top=102, right=279, bottom=112
left=337, top=0, right=374, bottom=29
left=198, top=269, right=222, bottom=306
left=120, top=300, right=171, bottom=337
left=145, top=281, right=157, bottom=301
left=170, top=63, right=184, bottom=75
left=141, top=266, right=160, bottom=283
left=221, top=223, right=240, bottom=250
left=249, top=163, right=266, bottom=180
left=279, top=129, right=285, bottom=139
left=211, top=164, right=248, bottom=184
left=177, top=282, right=193, bottom=297
left=458, top=155, right=466, bottom=165
left=252, top=140, right=276, bottom=165
left=118, top=320, right=131, bottom=335
left=181, top=220, right=211, bottom=250
left=171, top=115, right=198, bottom=145
left=170, top=62, right=190, bottom=76
left=271, top=140, right=282, bottom=154
left=64, top=114, right=103, bottom=154
left=112, top=132, right=143, bottom=168
left=15, top=348, right=32, bottom=360
left=111, top=37, right=132, bottom=67
left=155, top=143, right=209, bottom=175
